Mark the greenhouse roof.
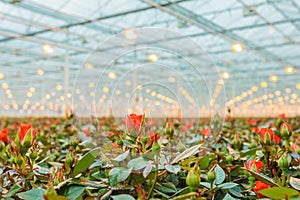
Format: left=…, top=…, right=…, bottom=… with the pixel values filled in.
left=0, top=0, right=300, bottom=117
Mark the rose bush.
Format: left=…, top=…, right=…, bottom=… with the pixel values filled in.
left=0, top=114, right=299, bottom=200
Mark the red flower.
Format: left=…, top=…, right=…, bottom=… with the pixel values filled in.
left=181, top=123, right=193, bottom=131
left=146, top=131, right=160, bottom=147
left=0, top=128, right=8, bottom=143
left=112, top=142, right=120, bottom=148
left=254, top=181, right=270, bottom=198
left=202, top=128, right=210, bottom=136
left=82, top=128, right=90, bottom=136
left=291, top=144, right=300, bottom=153
left=244, top=160, right=263, bottom=173
left=251, top=127, right=258, bottom=133
left=19, top=123, right=34, bottom=144
left=248, top=119, right=257, bottom=126
left=126, top=114, right=143, bottom=133
left=258, top=128, right=281, bottom=145
left=279, top=113, right=286, bottom=119
left=107, top=131, right=116, bottom=138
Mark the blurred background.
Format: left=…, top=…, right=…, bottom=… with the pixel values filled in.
left=0, top=0, right=299, bottom=118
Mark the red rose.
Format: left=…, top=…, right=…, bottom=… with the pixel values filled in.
left=126, top=114, right=143, bottom=133
left=251, top=127, right=258, bottom=133
left=248, top=119, right=257, bottom=126
left=107, top=131, right=116, bottom=138
left=279, top=113, right=286, bottom=119
left=202, top=128, right=210, bottom=136
left=19, top=123, right=34, bottom=144
left=112, top=142, right=120, bottom=148
left=244, top=160, right=263, bottom=173
left=0, top=128, right=8, bottom=143
left=82, top=128, right=90, bottom=136
left=146, top=131, right=160, bottom=147
left=254, top=181, right=270, bottom=198
left=258, top=128, right=281, bottom=145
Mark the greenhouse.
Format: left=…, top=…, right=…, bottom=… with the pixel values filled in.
left=0, top=0, right=299, bottom=199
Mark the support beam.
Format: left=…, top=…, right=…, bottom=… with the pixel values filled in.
left=140, top=0, right=290, bottom=66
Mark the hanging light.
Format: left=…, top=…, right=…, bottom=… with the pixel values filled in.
left=261, top=81, right=268, bottom=88
left=108, top=72, right=116, bottom=79
left=269, top=75, right=278, bottom=82
left=56, top=85, right=62, bottom=91
left=148, top=54, right=158, bottom=62
left=222, top=72, right=230, bottom=80
left=124, top=29, right=137, bottom=40
left=37, top=68, right=44, bottom=75
left=42, top=44, right=54, bottom=54
left=252, top=86, right=258, bottom=91
left=285, top=66, right=294, bottom=74
left=231, top=43, right=243, bottom=52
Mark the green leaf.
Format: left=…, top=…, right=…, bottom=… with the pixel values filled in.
left=223, top=193, right=235, bottom=200
left=199, top=155, right=214, bottom=170
left=200, top=182, right=214, bottom=189
left=143, top=162, right=153, bottom=178
left=43, top=194, right=69, bottom=200
left=215, top=164, right=225, bottom=184
left=4, top=183, right=21, bottom=198
left=218, top=182, right=238, bottom=189
left=258, top=187, right=299, bottom=199
left=290, top=177, right=300, bottom=191
left=64, top=186, right=85, bottom=200
left=109, top=167, right=132, bottom=184
left=72, top=147, right=100, bottom=177
left=17, top=189, right=45, bottom=200
left=165, top=165, right=181, bottom=174
left=245, top=169, right=279, bottom=187
left=171, top=144, right=201, bottom=164
left=127, top=157, right=149, bottom=170
left=111, top=194, right=135, bottom=200
left=113, top=150, right=129, bottom=162
left=156, top=183, right=177, bottom=193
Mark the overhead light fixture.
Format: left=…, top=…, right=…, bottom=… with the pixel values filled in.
left=42, top=44, right=54, bottom=54
left=108, top=72, right=116, bottom=79
left=168, top=76, right=175, bottom=83
left=148, top=54, right=158, bottom=62
left=285, top=66, right=294, bottom=74
left=56, top=84, right=62, bottom=91
left=269, top=75, right=278, bottom=82
left=252, top=86, right=258, bottom=91
left=2, top=83, right=8, bottom=89
left=29, top=87, right=35, bottom=92
left=37, top=68, right=44, bottom=75
left=275, top=90, right=281, bottom=96
left=222, top=72, right=230, bottom=80
left=124, top=29, right=137, bottom=40
left=231, top=43, right=243, bottom=52
left=261, top=81, right=268, bottom=88
left=103, top=87, right=109, bottom=93
left=84, top=63, right=93, bottom=69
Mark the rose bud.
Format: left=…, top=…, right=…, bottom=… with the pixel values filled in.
left=186, top=168, right=200, bottom=192
left=280, top=122, right=292, bottom=140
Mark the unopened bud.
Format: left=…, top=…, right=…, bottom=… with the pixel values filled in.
left=186, top=169, right=200, bottom=191
left=207, top=171, right=216, bottom=182
left=173, top=120, right=180, bottom=128
left=278, top=154, right=290, bottom=170
left=280, top=122, right=291, bottom=140
left=226, top=155, right=234, bottom=164
left=65, top=151, right=74, bottom=166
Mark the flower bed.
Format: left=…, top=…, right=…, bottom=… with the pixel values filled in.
left=0, top=114, right=299, bottom=200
